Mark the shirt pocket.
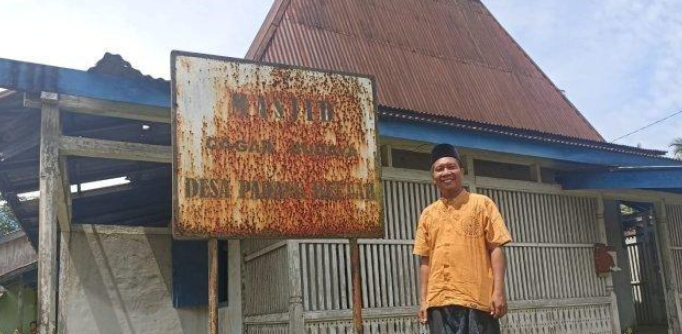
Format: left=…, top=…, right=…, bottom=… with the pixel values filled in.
left=455, top=213, right=485, bottom=238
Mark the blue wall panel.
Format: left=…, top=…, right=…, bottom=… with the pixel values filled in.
left=559, top=167, right=682, bottom=190
left=171, top=240, right=208, bottom=308
left=378, top=118, right=682, bottom=167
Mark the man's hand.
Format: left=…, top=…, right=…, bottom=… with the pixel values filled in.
left=419, top=303, right=429, bottom=324
left=489, top=247, right=507, bottom=319
left=418, top=256, right=430, bottom=324
left=489, top=291, right=508, bottom=319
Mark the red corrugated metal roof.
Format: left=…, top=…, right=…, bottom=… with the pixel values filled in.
left=247, top=0, right=604, bottom=142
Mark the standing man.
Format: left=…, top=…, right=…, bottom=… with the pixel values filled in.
left=414, top=144, right=512, bottom=334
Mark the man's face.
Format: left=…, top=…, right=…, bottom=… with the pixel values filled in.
left=432, top=157, right=462, bottom=192
left=30, top=323, right=37, bottom=331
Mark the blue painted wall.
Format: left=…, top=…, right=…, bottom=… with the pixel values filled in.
left=171, top=240, right=208, bottom=308
left=559, top=167, right=682, bottom=190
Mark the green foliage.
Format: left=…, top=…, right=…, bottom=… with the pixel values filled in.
left=672, top=137, right=682, bottom=158
left=0, top=193, right=20, bottom=236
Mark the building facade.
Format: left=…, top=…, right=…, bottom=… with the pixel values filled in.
left=1, top=0, right=682, bottom=333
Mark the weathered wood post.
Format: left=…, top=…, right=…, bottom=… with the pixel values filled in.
left=350, top=238, right=364, bottom=334
left=287, top=240, right=305, bottom=333
left=596, top=194, right=621, bottom=334
left=17, top=282, right=25, bottom=333
left=654, top=201, right=682, bottom=333
left=208, top=238, right=219, bottom=334
left=38, top=92, right=60, bottom=334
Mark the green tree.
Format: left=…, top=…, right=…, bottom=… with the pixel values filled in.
left=0, top=193, right=19, bottom=236
left=672, top=137, right=682, bottom=158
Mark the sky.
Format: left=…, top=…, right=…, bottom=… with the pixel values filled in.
left=1, top=0, right=680, bottom=155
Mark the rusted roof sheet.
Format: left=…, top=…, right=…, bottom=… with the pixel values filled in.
left=247, top=0, right=604, bottom=142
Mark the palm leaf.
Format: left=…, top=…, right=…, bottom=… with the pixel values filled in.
left=671, top=137, right=682, bottom=158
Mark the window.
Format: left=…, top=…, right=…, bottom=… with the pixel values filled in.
left=474, top=160, right=533, bottom=181
left=172, top=240, right=229, bottom=308
left=391, top=149, right=432, bottom=171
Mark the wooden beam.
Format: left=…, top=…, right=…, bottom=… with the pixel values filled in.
left=244, top=241, right=287, bottom=262
left=58, top=156, right=72, bottom=227
left=208, top=239, right=219, bottom=334
left=37, top=92, right=60, bottom=334
left=596, top=195, right=621, bottom=334
left=530, top=163, right=542, bottom=183
left=465, top=155, right=477, bottom=193
left=59, top=135, right=171, bottom=163
left=25, top=93, right=171, bottom=124
left=17, top=281, right=25, bottom=333
left=51, top=155, right=71, bottom=232
left=287, top=241, right=305, bottom=333
left=349, top=238, right=364, bottom=334
left=70, top=224, right=170, bottom=235
left=379, top=144, right=392, bottom=168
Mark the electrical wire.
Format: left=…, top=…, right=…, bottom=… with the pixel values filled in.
left=611, top=109, right=682, bottom=142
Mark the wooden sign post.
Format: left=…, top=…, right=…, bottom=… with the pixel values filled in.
left=350, top=238, right=364, bottom=334
left=208, top=239, right=219, bottom=334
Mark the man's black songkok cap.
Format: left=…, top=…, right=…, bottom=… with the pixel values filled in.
left=431, top=143, right=462, bottom=165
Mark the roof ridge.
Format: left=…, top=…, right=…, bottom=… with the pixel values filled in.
left=246, top=0, right=293, bottom=60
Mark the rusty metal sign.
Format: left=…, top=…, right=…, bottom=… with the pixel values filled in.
left=171, top=51, right=382, bottom=239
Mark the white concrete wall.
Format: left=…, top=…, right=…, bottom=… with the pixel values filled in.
left=57, top=225, right=242, bottom=334
left=221, top=240, right=243, bottom=334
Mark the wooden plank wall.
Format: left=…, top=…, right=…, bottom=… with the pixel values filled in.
left=0, top=231, right=36, bottom=278
left=480, top=188, right=607, bottom=301
left=289, top=179, right=612, bottom=333
left=242, top=241, right=290, bottom=317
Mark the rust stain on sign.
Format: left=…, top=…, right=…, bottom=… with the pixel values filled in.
left=171, top=51, right=382, bottom=238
